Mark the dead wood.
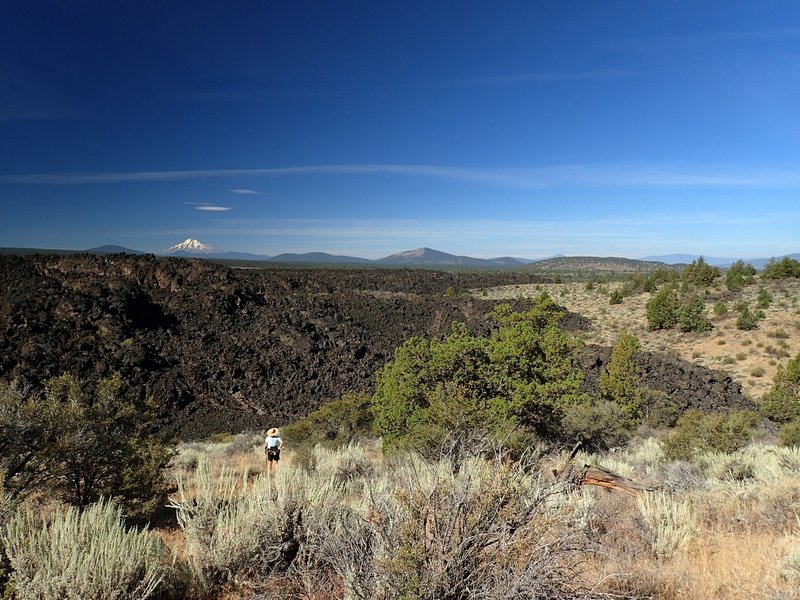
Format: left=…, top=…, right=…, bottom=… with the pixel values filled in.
left=554, top=442, right=653, bottom=497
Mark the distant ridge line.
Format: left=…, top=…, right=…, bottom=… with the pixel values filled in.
left=1, top=244, right=798, bottom=270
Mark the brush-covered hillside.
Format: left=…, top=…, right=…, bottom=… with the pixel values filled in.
left=526, top=256, right=673, bottom=275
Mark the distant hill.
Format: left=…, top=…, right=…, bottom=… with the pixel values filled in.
left=506, top=253, right=565, bottom=264
left=640, top=253, right=712, bottom=265
left=269, top=252, right=372, bottom=264
left=736, top=253, right=800, bottom=270
left=377, top=247, right=524, bottom=267
left=86, top=245, right=146, bottom=255
left=527, top=256, right=670, bottom=273
left=8, top=242, right=798, bottom=271
left=214, top=251, right=272, bottom=261
left=641, top=253, right=800, bottom=269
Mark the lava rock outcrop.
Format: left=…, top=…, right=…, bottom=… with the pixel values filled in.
left=0, top=254, right=753, bottom=438
left=1, top=254, right=541, bottom=437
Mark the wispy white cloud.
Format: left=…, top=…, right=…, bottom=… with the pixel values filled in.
left=5, top=163, right=800, bottom=189
left=194, top=205, right=231, bottom=212
left=184, top=202, right=231, bottom=211
left=230, top=188, right=260, bottom=195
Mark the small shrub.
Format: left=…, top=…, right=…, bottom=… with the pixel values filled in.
left=722, top=356, right=735, bottom=365
left=207, top=432, right=235, bottom=444
left=170, top=458, right=349, bottom=591
left=636, top=492, right=695, bottom=559
left=778, top=420, right=800, bottom=447
left=757, top=286, right=773, bottom=309
left=713, top=300, right=728, bottom=316
left=224, top=432, right=261, bottom=457
left=284, top=392, right=373, bottom=450
left=561, top=400, right=633, bottom=452
left=662, top=409, right=759, bottom=461
left=769, top=328, right=790, bottom=339
left=781, top=544, right=800, bottom=582
left=1, top=499, right=169, bottom=600
left=348, top=455, right=591, bottom=599
left=701, top=451, right=756, bottom=482
left=737, top=305, right=759, bottom=331
left=641, top=390, right=681, bottom=428
left=609, top=289, right=624, bottom=305
left=735, top=352, right=747, bottom=361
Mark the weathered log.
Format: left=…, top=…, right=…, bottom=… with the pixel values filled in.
left=554, top=442, right=653, bottom=496
left=575, top=464, right=653, bottom=497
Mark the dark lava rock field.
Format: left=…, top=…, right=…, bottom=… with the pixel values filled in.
left=0, top=254, right=753, bottom=438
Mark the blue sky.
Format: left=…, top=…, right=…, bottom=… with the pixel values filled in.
left=1, top=1, right=800, bottom=259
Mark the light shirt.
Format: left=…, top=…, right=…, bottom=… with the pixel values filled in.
left=266, top=435, right=281, bottom=449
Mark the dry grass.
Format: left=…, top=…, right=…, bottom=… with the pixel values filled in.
left=480, top=279, right=800, bottom=400
left=150, top=439, right=800, bottom=599
left=586, top=531, right=797, bottom=599
left=681, top=532, right=795, bottom=598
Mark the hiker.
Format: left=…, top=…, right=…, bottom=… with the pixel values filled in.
left=264, top=427, right=283, bottom=470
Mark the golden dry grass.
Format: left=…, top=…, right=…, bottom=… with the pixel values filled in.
left=586, top=530, right=798, bottom=599
left=480, top=279, right=800, bottom=401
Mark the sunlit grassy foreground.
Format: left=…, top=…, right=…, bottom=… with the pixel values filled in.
left=3, top=437, right=800, bottom=599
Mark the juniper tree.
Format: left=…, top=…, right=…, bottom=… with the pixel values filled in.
left=677, top=294, right=712, bottom=333
left=762, top=353, right=800, bottom=424
left=372, top=294, right=588, bottom=455
left=646, top=286, right=679, bottom=330
left=0, top=374, right=173, bottom=522
left=725, top=259, right=756, bottom=291
left=599, top=331, right=643, bottom=423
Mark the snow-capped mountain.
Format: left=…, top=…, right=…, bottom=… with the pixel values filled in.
left=162, top=238, right=220, bottom=255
